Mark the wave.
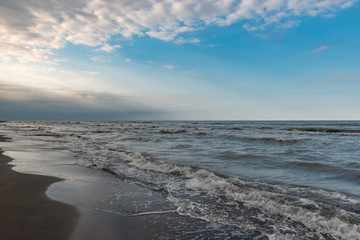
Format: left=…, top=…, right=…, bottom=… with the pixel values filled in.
left=92, top=130, right=114, bottom=133
left=195, top=127, right=213, bottom=131
left=121, top=137, right=151, bottom=142
left=347, top=162, right=360, bottom=169
left=260, top=127, right=273, bottom=130
left=319, top=122, right=360, bottom=127
left=193, top=131, right=207, bottom=136
left=285, top=128, right=360, bottom=134
left=245, top=136, right=302, bottom=144
left=33, top=133, right=63, bottom=138
left=182, top=170, right=360, bottom=240
left=159, top=129, right=187, bottom=134
left=74, top=145, right=360, bottom=240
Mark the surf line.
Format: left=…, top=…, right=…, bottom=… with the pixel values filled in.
left=81, top=205, right=177, bottom=217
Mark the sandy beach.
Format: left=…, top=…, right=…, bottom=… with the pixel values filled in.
left=0, top=135, right=183, bottom=240
left=0, top=135, right=78, bottom=240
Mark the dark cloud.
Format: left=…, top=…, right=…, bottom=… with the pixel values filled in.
left=0, top=83, right=168, bottom=120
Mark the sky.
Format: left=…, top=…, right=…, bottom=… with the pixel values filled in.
left=0, top=0, right=359, bottom=120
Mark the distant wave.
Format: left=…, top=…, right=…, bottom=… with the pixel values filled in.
left=193, top=131, right=207, bottom=136
left=245, top=136, right=302, bottom=144
left=347, top=162, right=360, bottom=169
left=220, top=135, right=302, bottom=143
left=260, top=127, right=273, bottom=130
left=285, top=127, right=360, bottom=133
left=322, top=122, right=360, bottom=127
left=33, top=133, right=63, bottom=138
left=230, top=127, right=243, bottom=130
left=93, top=130, right=114, bottom=133
left=159, top=129, right=187, bottom=134
left=195, top=127, right=213, bottom=131
left=121, top=137, right=151, bottom=142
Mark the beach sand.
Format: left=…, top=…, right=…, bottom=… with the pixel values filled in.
left=0, top=135, right=78, bottom=240
left=0, top=134, right=246, bottom=240
left=0, top=135, right=174, bottom=240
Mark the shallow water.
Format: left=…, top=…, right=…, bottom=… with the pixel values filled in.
left=1, top=121, right=359, bottom=240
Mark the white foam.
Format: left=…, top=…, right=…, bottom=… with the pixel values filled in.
left=108, top=151, right=360, bottom=239
left=183, top=169, right=360, bottom=240
left=2, top=121, right=360, bottom=240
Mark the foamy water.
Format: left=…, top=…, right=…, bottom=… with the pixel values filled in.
left=1, top=121, right=359, bottom=239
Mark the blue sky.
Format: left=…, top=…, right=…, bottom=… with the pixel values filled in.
left=0, top=0, right=359, bottom=120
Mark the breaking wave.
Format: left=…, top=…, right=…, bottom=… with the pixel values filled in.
left=74, top=144, right=360, bottom=240
left=2, top=120, right=360, bottom=240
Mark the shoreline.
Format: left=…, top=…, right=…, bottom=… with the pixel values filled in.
left=1, top=121, right=359, bottom=239
left=0, top=135, right=78, bottom=240
left=0, top=134, right=179, bottom=240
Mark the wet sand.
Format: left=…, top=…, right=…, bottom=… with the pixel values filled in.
left=0, top=135, right=170, bottom=240
left=0, top=136, right=78, bottom=240
left=0, top=134, right=232, bottom=240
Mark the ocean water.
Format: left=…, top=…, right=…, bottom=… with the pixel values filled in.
left=1, top=121, right=360, bottom=240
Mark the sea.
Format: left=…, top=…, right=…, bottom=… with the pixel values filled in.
left=0, top=121, right=359, bottom=240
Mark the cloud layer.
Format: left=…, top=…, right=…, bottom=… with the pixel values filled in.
left=0, top=82, right=167, bottom=120
left=0, top=0, right=356, bottom=62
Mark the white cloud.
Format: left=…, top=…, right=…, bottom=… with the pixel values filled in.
left=174, top=37, right=201, bottom=44
left=81, top=71, right=100, bottom=75
left=0, top=40, right=53, bottom=63
left=96, top=43, right=121, bottom=53
left=311, top=45, right=331, bottom=53
left=91, top=56, right=107, bottom=62
left=161, top=64, right=175, bottom=70
left=0, top=0, right=356, bottom=62
left=125, top=58, right=132, bottom=62
left=147, top=60, right=195, bottom=73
